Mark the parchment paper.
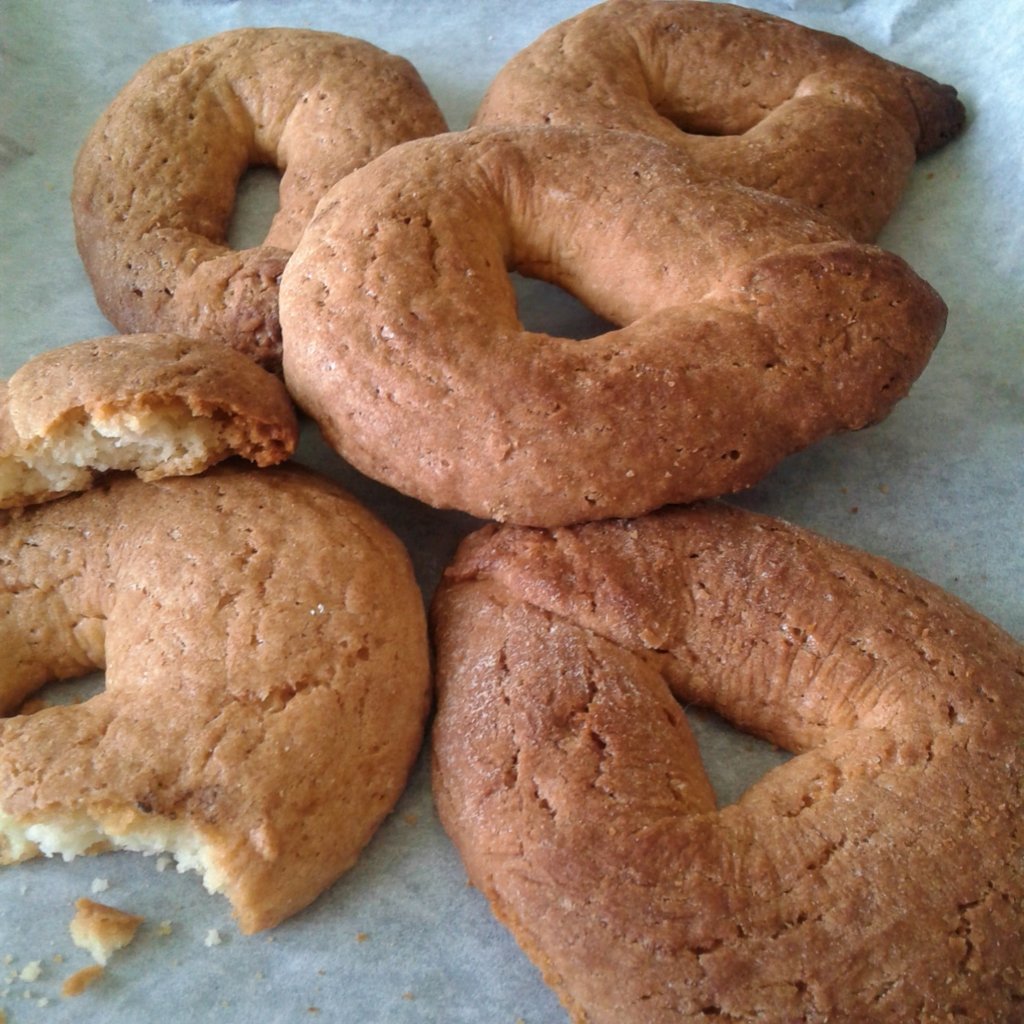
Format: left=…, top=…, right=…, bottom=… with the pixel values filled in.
left=1, top=1, right=1021, bottom=1021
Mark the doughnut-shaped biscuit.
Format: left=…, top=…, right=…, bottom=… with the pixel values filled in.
left=1, top=333, right=298, bottom=509
left=281, top=127, right=947, bottom=527
left=432, top=504, right=1024, bottom=1022
left=0, top=465, right=430, bottom=933
left=474, top=0, right=966, bottom=241
left=72, top=28, right=447, bottom=369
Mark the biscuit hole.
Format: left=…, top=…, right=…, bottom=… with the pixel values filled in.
left=654, top=98, right=759, bottom=137
left=511, top=272, right=616, bottom=342
left=686, top=706, right=791, bottom=807
left=8, top=670, right=105, bottom=719
left=658, top=112, right=742, bottom=137
left=227, top=166, right=282, bottom=250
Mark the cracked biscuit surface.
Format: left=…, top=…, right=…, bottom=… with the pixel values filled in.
left=474, top=0, right=966, bottom=241
left=72, top=27, right=447, bottom=369
left=432, top=503, right=1024, bottom=1022
left=282, top=126, right=947, bottom=527
left=0, top=464, right=430, bottom=933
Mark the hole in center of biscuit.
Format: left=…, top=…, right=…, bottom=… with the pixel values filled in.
left=686, top=706, right=792, bottom=806
left=10, top=671, right=105, bottom=719
left=227, top=166, right=282, bottom=251
left=512, top=273, right=616, bottom=341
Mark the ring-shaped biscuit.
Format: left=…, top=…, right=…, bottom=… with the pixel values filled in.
left=432, top=504, right=1024, bottom=1022
left=0, top=465, right=430, bottom=933
left=473, top=0, right=966, bottom=241
left=72, top=28, right=447, bottom=369
left=281, top=127, right=947, bottom=527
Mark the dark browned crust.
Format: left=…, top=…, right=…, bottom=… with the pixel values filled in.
left=474, top=0, right=966, bottom=241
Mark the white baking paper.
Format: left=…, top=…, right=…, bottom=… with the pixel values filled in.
left=0, top=1, right=1021, bottom=1021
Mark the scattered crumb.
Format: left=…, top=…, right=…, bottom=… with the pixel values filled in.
left=403, top=812, right=419, bottom=826
left=402, top=991, right=415, bottom=1001
left=307, top=1007, right=320, bottom=1015
left=2, top=955, right=12, bottom=965
left=849, top=506, right=859, bottom=515
left=155, top=854, right=172, bottom=873
left=19, top=960, right=42, bottom=982
left=90, top=877, right=110, bottom=894
left=70, top=897, right=144, bottom=965
left=36, top=996, right=49, bottom=1007
left=878, top=483, right=889, bottom=494
left=355, top=932, right=369, bottom=943
left=62, top=964, right=105, bottom=997
left=157, top=921, right=174, bottom=936
left=52, top=953, right=64, bottom=965
left=204, top=928, right=222, bottom=948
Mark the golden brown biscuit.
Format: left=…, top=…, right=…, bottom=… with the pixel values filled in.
left=474, top=0, right=965, bottom=241
left=281, top=126, right=947, bottom=527
left=72, top=28, right=447, bottom=369
left=0, top=464, right=431, bottom=933
left=432, top=504, right=1024, bottom=1023
left=0, top=333, right=298, bottom=510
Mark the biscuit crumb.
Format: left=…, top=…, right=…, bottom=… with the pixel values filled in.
left=355, top=932, right=369, bottom=943
left=204, top=928, right=222, bottom=947
left=18, top=960, right=42, bottom=982
left=69, top=897, right=144, bottom=965
left=155, top=854, right=172, bottom=873
left=90, top=877, right=110, bottom=894
left=157, top=921, right=174, bottom=936
left=402, top=991, right=415, bottom=1001
left=62, top=964, right=105, bottom=997
left=402, top=812, right=419, bottom=826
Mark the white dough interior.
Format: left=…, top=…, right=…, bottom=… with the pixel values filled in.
left=0, top=807, right=229, bottom=898
left=0, top=405, right=227, bottom=500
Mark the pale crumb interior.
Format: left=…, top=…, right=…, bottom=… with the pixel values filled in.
left=0, top=404, right=228, bottom=500
left=0, top=808, right=229, bottom=898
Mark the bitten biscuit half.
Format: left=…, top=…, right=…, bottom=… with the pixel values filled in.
left=0, top=333, right=298, bottom=510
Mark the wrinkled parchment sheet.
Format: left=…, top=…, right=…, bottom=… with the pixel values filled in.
left=0, top=1, right=1021, bottom=1021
